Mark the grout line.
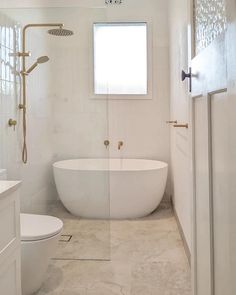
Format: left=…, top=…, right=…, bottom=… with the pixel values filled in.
left=52, top=258, right=111, bottom=262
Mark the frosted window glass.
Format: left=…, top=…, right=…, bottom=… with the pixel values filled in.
left=93, top=23, right=148, bottom=95
left=194, top=0, right=227, bottom=54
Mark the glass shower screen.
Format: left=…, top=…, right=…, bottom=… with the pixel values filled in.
left=1, top=6, right=111, bottom=261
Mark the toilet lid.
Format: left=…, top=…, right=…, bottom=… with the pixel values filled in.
left=21, top=213, right=63, bottom=241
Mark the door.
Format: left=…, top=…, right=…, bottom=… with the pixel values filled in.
left=191, top=0, right=236, bottom=294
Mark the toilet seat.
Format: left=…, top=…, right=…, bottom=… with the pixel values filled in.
left=21, top=213, right=63, bottom=241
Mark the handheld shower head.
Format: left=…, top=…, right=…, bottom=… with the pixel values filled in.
left=26, top=55, right=49, bottom=74
left=37, top=56, right=49, bottom=64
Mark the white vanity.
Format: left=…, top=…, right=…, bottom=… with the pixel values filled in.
left=0, top=181, right=21, bottom=295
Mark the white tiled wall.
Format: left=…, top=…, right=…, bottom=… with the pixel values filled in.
left=107, top=0, right=171, bottom=196
left=1, top=0, right=171, bottom=213
left=168, top=0, right=192, bottom=250
left=0, top=11, right=57, bottom=213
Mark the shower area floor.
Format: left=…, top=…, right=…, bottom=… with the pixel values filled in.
left=36, top=206, right=191, bottom=295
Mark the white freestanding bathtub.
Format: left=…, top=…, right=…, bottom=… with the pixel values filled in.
left=53, top=159, right=168, bottom=219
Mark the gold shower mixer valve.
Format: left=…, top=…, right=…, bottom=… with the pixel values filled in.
left=104, top=140, right=110, bottom=149
left=8, top=119, right=17, bottom=131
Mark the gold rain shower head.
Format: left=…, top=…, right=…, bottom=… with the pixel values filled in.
left=48, top=27, right=74, bottom=36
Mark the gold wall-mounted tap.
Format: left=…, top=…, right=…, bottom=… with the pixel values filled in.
left=104, top=140, right=110, bottom=149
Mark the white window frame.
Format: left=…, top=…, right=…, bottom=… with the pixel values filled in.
left=90, top=21, right=153, bottom=100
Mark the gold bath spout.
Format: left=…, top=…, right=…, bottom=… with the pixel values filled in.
left=118, top=141, right=124, bottom=150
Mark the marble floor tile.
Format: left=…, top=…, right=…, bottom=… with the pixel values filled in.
left=131, top=260, right=191, bottom=295
left=50, top=203, right=111, bottom=260
left=37, top=206, right=191, bottom=295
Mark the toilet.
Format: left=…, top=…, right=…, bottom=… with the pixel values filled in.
left=21, top=213, right=63, bottom=295
left=0, top=170, right=62, bottom=294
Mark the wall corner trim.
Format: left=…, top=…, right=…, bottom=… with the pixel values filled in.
left=173, top=205, right=191, bottom=265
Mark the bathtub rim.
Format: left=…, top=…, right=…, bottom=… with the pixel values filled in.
left=53, top=158, right=168, bottom=172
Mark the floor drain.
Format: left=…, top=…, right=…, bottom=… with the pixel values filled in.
left=59, top=235, right=72, bottom=242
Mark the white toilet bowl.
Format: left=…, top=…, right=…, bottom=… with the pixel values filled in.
left=20, top=213, right=63, bottom=295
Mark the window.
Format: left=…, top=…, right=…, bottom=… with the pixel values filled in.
left=93, top=22, right=149, bottom=97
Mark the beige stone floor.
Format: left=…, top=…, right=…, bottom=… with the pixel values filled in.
left=37, top=206, right=191, bottom=295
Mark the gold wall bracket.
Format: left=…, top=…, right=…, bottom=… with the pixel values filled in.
left=20, top=71, right=29, bottom=76
left=15, top=52, right=31, bottom=57
left=166, top=120, right=178, bottom=124
left=173, top=123, right=189, bottom=129
left=19, top=104, right=26, bottom=110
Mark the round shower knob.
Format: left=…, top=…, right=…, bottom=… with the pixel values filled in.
left=104, top=140, right=110, bottom=148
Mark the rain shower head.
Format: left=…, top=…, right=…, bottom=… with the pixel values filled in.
left=48, top=27, right=74, bottom=37
left=25, top=55, right=49, bottom=74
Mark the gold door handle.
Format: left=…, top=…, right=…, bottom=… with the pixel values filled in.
left=166, top=120, right=178, bottom=124
left=173, top=123, right=188, bottom=129
left=8, top=119, right=17, bottom=131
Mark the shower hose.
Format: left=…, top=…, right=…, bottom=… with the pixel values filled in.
left=19, top=73, right=28, bottom=164
left=22, top=106, right=28, bottom=164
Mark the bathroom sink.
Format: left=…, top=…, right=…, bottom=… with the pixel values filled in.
left=0, top=180, right=21, bottom=198
left=0, top=169, right=21, bottom=198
